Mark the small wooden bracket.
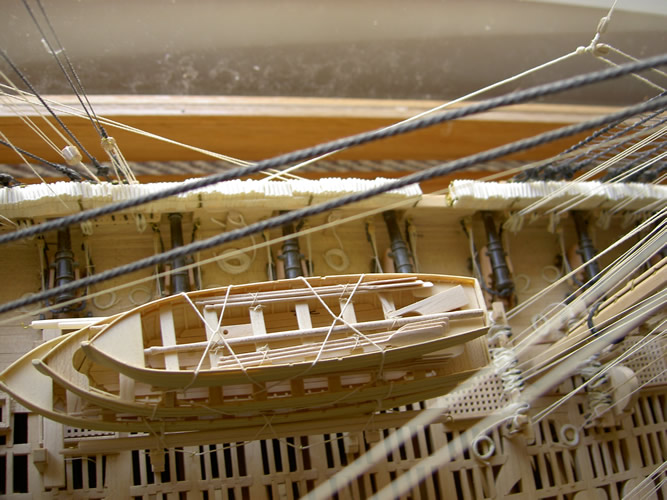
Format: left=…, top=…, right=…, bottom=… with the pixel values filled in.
left=0, top=394, right=10, bottom=431
left=32, top=447, right=48, bottom=473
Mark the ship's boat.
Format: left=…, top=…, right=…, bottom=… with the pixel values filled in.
left=1, top=273, right=490, bottom=433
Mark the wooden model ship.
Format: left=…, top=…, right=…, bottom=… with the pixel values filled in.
left=2, top=274, right=489, bottom=433
left=0, top=1, right=665, bottom=498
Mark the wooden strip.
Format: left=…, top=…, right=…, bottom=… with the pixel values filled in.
left=388, top=285, right=468, bottom=317
left=196, top=277, right=424, bottom=304
left=384, top=320, right=449, bottom=347
left=294, top=302, right=313, bottom=330
left=199, top=280, right=428, bottom=308
left=89, top=314, right=145, bottom=401
left=339, top=297, right=358, bottom=324
left=30, top=317, right=110, bottom=330
left=160, top=306, right=180, bottom=371
left=82, top=325, right=487, bottom=393
left=378, top=292, right=396, bottom=317
left=0, top=96, right=612, bottom=167
left=248, top=306, right=267, bottom=336
left=203, top=309, right=222, bottom=369
left=215, top=330, right=394, bottom=367
left=146, top=309, right=484, bottom=355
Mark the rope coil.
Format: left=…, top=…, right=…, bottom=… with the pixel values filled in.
left=579, top=355, right=612, bottom=423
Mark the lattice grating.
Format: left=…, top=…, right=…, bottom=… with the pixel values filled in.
left=621, top=335, right=667, bottom=387
left=0, top=394, right=664, bottom=498
left=434, top=371, right=505, bottom=420
left=64, top=427, right=116, bottom=439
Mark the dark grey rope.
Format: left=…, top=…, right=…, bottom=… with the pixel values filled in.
left=22, top=0, right=106, bottom=139
left=0, top=52, right=665, bottom=246
left=0, top=139, right=86, bottom=181
left=1, top=95, right=665, bottom=315
left=518, top=90, right=666, bottom=180
left=0, top=50, right=105, bottom=177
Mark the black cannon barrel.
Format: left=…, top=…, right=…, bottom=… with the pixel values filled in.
left=482, top=212, right=514, bottom=296
left=382, top=210, right=414, bottom=274
left=169, top=213, right=190, bottom=294
left=281, top=219, right=304, bottom=279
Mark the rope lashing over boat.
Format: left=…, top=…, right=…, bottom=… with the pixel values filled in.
left=180, top=286, right=255, bottom=391
left=296, top=275, right=384, bottom=369
left=2, top=53, right=666, bottom=247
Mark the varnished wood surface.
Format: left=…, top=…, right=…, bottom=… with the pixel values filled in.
left=0, top=95, right=614, bottom=168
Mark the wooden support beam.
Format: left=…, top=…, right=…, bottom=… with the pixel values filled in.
left=0, top=96, right=611, bottom=169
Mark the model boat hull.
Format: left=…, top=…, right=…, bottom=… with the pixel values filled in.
left=3, top=273, right=490, bottom=432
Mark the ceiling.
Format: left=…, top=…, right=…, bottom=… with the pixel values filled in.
left=1, top=0, right=665, bottom=106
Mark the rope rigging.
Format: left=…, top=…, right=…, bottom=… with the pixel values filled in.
left=0, top=93, right=665, bottom=315
left=0, top=53, right=665, bottom=249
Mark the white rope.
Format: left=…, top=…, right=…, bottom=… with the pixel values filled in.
left=510, top=126, right=667, bottom=220
left=365, top=219, right=384, bottom=273
left=463, top=218, right=486, bottom=288
left=638, top=473, right=667, bottom=500
left=601, top=43, right=667, bottom=81
left=507, top=208, right=664, bottom=323
left=520, top=248, right=666, bottom=382
left=262, top=229, right=276, bottom=281
left=101, top=136, right=138, bottom=183
left=0, top=73, right=75, bottom=153
left=323, top=212, right=350, bottom=272
left=266, top=50, right=580, bottom=182
left=212, top=212, right=257, bottom=275
left=349, top=212, right=665, bottom=500
left=0, top=193, right=422, bottom=327
left=135, top=214, right=147, bottom=233
left=529, top=292, right=666, bottom=423
left=0, top=130, right=70, bottom=210
left=406, top=218, right=420, bottom=272
left=151, top=229, right=164, bottom=298
left=516, top=218, right=666, bottom=366
left=623, top=462, right=667, bottom=499
left=553, top=148, right=667, bottom=215
left=92, top=291, right=118, bottom=310
left=181, top=287, right=240, bottom=390
left=0, top=84, right=301, bottom=181
left=576, top=322, right=667, bottom=428
left=591, top=52, right=665, bottom=93
left=0, top=214, right=17, bottom=228
left=303, top=222, right=314, bottom=276
left=128, top=286, right=152, bottom=306
left=369, top=291, right=662, bottom=500
left=297, top=275, right=384, bottom=364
